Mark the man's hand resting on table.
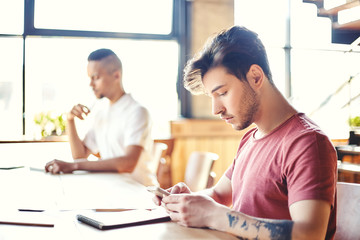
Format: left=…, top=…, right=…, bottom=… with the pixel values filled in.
left=45, top=159, right=78, bottom=174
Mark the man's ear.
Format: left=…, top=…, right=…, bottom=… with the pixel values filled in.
left=113, top=69, right=122, bottom=81
left=247, top=64, right=264, bottom=89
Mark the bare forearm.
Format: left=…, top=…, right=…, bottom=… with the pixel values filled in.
left=211, top=208, right=293, bottom=240
left=199, top=188, right=230, bottom=206
left=66, top=119, right=89, bottom=159
left=198, top=178, right=232, bottom=207
left=74, top=156, right=138, bottom=173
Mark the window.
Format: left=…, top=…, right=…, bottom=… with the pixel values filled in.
left=0, top=0, right=23, bottom=34
left=0, top=0, right=24, bottom=139
left=0, top=37, right=23, bottom=138
left=235, top=0, right=360, bottom=139
left=290, top=0, right=360, bottom=139
left=234, top=0, right=288, bottom=95
left=34, top=0, right=173, bottom=34
left=25, top=37, right=179, bottom=138
left=0, top=0, right=184, bottom=140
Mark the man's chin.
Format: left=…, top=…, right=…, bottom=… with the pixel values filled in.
left=232, top=122, right=252, bottom=131
left=95, top=94, right=104, bottom=99
left=232, top=124, right=242, bottom=131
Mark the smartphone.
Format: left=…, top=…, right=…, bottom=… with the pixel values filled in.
left=147, top=186, right=170, bottom=198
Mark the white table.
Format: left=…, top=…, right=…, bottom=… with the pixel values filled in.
left=0, top=168, right=238, bottom=240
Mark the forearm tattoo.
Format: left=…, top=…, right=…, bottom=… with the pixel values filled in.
left=226, top=212, right=293, bottom=240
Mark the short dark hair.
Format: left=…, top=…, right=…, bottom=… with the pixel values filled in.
left=88, top=48, right=122, bottom=74
left=88, top=48, right=116, bottom=61
left=183, top=26, right=273, bottom=94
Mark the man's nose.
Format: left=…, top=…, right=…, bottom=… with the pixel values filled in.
left=212, top=100, right=225, bottom=116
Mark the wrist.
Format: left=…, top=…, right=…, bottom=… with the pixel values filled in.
left=67, top=112, right=75, bottom=121
left=207, top=204, right=229, bottom=230
left=72, top=162, right=79, bottom=171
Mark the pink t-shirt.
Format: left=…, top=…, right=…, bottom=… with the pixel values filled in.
left=225, top=113, right=337, bottom=239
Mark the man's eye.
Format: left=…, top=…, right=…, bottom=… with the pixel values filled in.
left=219, top=91, right=227, bottom=96
left=92, top=75, right=100, bottom=81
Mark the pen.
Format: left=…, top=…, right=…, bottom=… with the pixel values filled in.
left=18, top=209, right=45, bottom=212
left=94, top=208, right=135, bottom=212
left=0, top=166, right=24, bottom=170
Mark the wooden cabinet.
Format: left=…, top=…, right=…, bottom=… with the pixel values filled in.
left=170, top=119, right=252, bottom=185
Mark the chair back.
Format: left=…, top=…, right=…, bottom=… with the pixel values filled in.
left=148, top=142, right=168, bottom=175
left=184, top=151, right=219, bottom=192
left=154, top=138, right=175, bottom=161
left=334, top=182, right=360, bottom=240
left=154, top=138, right=175, bottom=189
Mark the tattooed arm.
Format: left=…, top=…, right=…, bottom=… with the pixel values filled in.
left=223, top=210, right=293, bottom=240
left=162, top=177, right=331, bottom=240
left=163, top=192, right=294, bottom=239
left=211, top=199, right=330, bottom=240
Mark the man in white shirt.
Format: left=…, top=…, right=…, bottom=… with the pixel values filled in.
left=45, top=48, right=158, bottom=186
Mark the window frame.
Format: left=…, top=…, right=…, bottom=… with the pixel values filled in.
left=2, top=0, right=191, bottom=136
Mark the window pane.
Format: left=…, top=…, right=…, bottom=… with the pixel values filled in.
left=266, top=47, right=286, bottom=95
left=234, top=0, right=287, bottom=98
left=0, top=0, right=24, bottom=34
left=234, top=0, right=288, bottom=47
left=25, top=37, right=179, bottom=139
left=0, top=37, right=23, bottom=139
left=34, top=0, right=173, bottom=34
left=291, top=49, right=360, bottom=139
left=291, top=1, right=334, bottom=49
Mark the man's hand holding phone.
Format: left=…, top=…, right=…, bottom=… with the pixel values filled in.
left=147, top=186, right=170, bottom=198
left=147, top=183, right=192, bottom=206
left=147, top=186, right=170, bottom=206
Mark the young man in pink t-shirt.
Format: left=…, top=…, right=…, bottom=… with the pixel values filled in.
left=153, top=26, right=337, bottom=239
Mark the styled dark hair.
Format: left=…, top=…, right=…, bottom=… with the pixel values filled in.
left=183, top=26, right=273, bottom=94
left=88, top=48, right=122, bottom=74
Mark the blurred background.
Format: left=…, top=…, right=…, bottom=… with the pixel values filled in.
left=1, top=0, right=360, bottom=185
left=1, top=0, right=359, bottom=141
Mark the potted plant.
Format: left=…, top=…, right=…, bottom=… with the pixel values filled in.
left=34, top=111, right=66, bottom=139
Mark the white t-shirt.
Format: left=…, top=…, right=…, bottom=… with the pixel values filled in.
left=83, top=94, right=158, bottom=186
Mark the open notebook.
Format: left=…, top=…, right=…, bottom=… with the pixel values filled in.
left=77, top=208, right=171, bottom=230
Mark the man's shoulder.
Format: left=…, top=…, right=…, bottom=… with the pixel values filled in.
left=260, top=113, right=335, bottom=156
left=126, top=100, right=149, bottom=117
left=280, top=114, right=336, bottom=158
left=280, top=113, right=329, bottom=139
left=123, top=94, right=148, bottom=109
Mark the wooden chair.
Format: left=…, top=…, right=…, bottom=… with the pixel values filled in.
left=184, top=151, right=219, bottom=192
left=149, top=142, right=168, bottom=178
left=154, top=138, right=175, bottom=189
left=334, top=182, right=360, bottom=240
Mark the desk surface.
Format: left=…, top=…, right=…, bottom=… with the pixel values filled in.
left=0, top=169, right=238, bottom=240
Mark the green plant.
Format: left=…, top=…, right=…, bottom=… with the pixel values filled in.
left=348, top=116, right=360, bottom=127
left=34, top=111, right=66, bottom=137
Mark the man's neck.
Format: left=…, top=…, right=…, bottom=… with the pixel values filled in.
left=255, top=88, right=297, bottom=138
left=109, top=90, right=125, bottom=105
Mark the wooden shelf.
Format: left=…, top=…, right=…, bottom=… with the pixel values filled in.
left=0, top=135, right=68, bottom=143
left=304, top=0, right=360, bottom=44
left=334, top=19, right=360, bottom=30
left=319, top=0, right=360, bottom=16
